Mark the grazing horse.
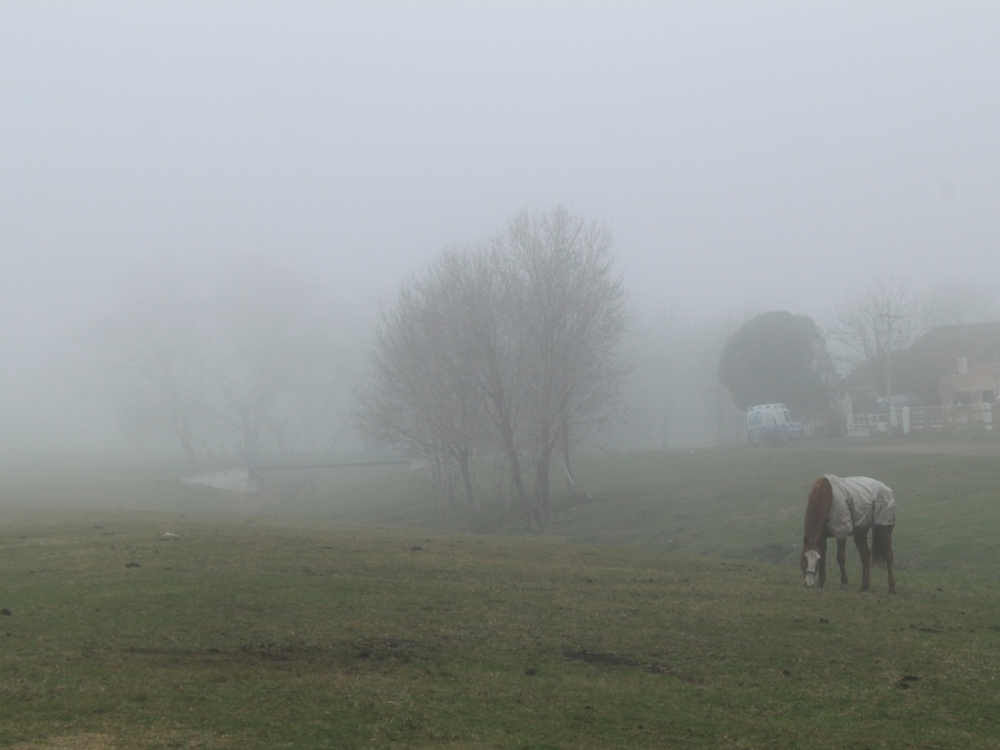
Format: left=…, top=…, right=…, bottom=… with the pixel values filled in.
left=800, top=475, right=896, bottom=593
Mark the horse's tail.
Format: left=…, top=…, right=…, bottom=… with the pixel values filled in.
left=871, top=525, right=893, bottom=569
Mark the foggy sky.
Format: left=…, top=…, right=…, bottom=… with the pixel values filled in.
left=3, top=2, right=1000, bottom=449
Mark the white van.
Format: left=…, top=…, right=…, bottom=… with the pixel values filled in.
left=746, top=403, right=804, bottom=446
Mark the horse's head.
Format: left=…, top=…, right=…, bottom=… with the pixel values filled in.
left=801, top=477, right=833, bottom=589
left=800, top=542, right=822, bottom=588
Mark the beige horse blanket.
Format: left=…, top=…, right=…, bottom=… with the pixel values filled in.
left=824, top=475, right=896, bottom=540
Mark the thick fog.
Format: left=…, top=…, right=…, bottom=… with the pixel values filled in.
left=3, top=3, right=999, bottom=454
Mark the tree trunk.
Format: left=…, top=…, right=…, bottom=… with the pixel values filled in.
left=429, top=455, right=445, bottom=513
left=241, top=410, right=263, bottom=473
left=267, top=415, right=289, bottom=455
left=491, top=395, right=534, bottom=528
left=560, top=423, right=578, bottom=494
left=176, top=428, right=200, bottom=467
left=535, top=453, right=551, bottom=528
left=457, top=448, right=479, bottom=514
left=505, top=442, right=535, bottom=529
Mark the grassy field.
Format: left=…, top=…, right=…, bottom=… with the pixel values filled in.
left=270, top=441, right=1000, bottom=578
left=2, top=442, right=1000, bottom=748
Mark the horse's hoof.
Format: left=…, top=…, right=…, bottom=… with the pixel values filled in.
left=841, top=583, right=848, bottom=590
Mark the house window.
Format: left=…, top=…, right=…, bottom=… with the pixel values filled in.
left=953, top=391, right=973, bottom=406
left=983, top=390, right=996, bottom=403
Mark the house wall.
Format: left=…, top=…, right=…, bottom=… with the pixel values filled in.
left=940, top=362, right=1000, bottom=406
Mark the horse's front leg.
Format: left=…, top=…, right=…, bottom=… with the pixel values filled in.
left=836, top=538, right=849, bottom=589
left=854, top=528, right=872, bottom=592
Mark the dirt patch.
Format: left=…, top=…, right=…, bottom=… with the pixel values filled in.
left=12, top=732, right=242, bottom=750
left=11, top=734, right=116, bottom=750
left=113, top=637, right=419, bottom=669
left=563, top=647, right=634, bottom=666
left=562, top=647, right=673, bottom=675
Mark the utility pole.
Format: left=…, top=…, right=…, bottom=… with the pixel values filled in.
left=879, top=312, right=904, bottom=435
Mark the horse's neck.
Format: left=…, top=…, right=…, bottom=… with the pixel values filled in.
left=804, top=480, right=833, bottom=545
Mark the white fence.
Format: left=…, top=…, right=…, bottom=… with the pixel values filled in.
left=850, top=403, right=994, bottom=437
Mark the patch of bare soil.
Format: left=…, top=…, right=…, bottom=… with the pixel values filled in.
left=109, top=637, right=419, bottom=670
left=13, top=733, right=241, bottom=750
left=11, top=735, right=115, bottom=750
left=562, top=647, right=706, bottom=684
left=562, top=648, right=672, bottom=674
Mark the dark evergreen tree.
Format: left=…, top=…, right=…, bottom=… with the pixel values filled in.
left=718, top=310, right=836, bottom=417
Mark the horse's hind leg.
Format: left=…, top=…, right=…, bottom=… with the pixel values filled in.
left=853, top=528, right=872, bottom=592
left=882, top=527, right=896, bottom=594
left=817, top=535, right=830, bottom=588
left=836, top=537, right=849, bottom=589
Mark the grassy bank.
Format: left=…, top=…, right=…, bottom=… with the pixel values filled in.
left=2, top=443, right=1000, bottom=747
left=271, top=445, right=1000, bottom=578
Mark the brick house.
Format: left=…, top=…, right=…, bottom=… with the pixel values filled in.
left=842, top=322, right=1000, bottom=434
left=892, top=322, right=1000, bottom=406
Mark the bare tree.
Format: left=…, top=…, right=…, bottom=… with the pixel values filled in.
left=91, top=257, right=342, bottom=468
left=611, top=308, right=751, bottom=450
left=919, top=279, right=998, bottom=328
left=355, top=249, right=486, bottom=512
left=89, top=269, right=208, bottom=464
left=495, top=207, right=630, bottom=524
left=356, top=207, right=630, bottom=530
left=200, top=255, right=330, bottom=469
left=463, top=246, right=534, bottom=523
left=828, top=278, right=924, bottom=386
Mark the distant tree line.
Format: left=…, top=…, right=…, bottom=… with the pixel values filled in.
left=354, top=207, right=631, bottom=530
left=611, top=309, right=747, bottom=450
left=89, top=256, right=355, bottom=467
left=715, top=278, right=998, bottom=426
left=88, top=221, right=996, bottom=502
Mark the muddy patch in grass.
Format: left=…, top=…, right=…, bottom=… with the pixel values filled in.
left=562, top=647, right=673, bottom=675
left=111, top=637, right=425, bottom=670
left=11, top=733, right=116, bottom=749
left=562, top=647, right=706, bottom=683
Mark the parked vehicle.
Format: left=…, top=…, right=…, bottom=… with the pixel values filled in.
left=746, top=403, right=804, bottom=446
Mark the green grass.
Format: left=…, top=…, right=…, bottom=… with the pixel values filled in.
left=2, top=443, right=1000, bottom=747
left=277, top=444, right=1000, bottom=578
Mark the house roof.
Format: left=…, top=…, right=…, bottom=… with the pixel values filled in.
left=898, top=322, right=1000, bottom=369
left=842, top=322, right=1000, bottom=403
left=969, top=331, right=1000, bottom=366
left=892, top=322, right=1000, bottom=403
